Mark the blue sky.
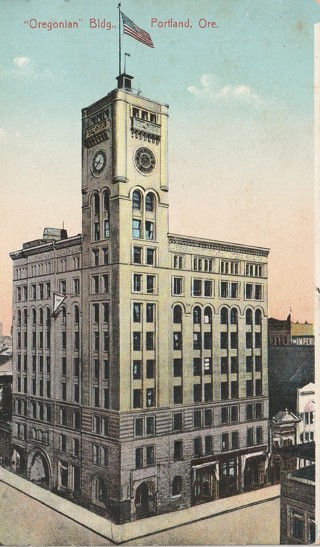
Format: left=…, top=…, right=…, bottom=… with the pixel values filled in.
left=0, top=0, right=319, bottom=333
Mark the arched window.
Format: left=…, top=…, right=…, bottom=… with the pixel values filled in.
left=220, top=307, right=228, bottom=325
left=93, top=193, right=100, bottom=214
left=146, top=192, right=155, bottom=212
left=255, top=309, right=262, bottom=325
left=246, top=309, right=253, bottom=325
left=173, top=305, right=182, bottom=324
left=172, top=476, right=182, bottom=496
left=74, top=305, right=80, bottom=325
left=103, top=190, right=110, bottom=239
left=193, top=306, right=201, bottom=324
left=62, top=307, right=66, bottom=326
left=46, top=308, right=51, bottom=328
left=204, top=307, right=212, bottom=324
left=132, top=190, right=142, bottom=211
left=93, top=193, right=100, bottom=241
left=230, top=308, right=238, bottom=325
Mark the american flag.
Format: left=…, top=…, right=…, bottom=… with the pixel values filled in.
left=121, top=12, right=154, bottom=48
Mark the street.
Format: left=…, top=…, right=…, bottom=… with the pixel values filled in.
left=0, top=479, right=280, bottom=545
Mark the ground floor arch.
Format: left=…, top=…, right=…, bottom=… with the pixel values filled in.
left=27, top=449, right=51, bottom=489
left=135, top=480, right=156, bottom=519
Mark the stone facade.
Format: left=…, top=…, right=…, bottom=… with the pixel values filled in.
left=10, top=75, right=270, bottom=523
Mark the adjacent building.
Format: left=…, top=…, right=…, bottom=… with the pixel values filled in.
left=10, top=74, right=270, bottom=523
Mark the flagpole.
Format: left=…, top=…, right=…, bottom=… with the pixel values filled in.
left=118, top=3, right=122, bottom=77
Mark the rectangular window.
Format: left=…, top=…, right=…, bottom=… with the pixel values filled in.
left=73, top=411, right=81, bottom=429
left=192, top=279, right=202, bottom=297
left=173, top=385, right=183, bottom=404
left=103, top=247, right=109, bottom=265
left=73, top=438, right=80, bottom=457
left=146, top=275, right=155, bottom=294
left=102, top=274, right=109, bottom=293
left=133, top=389, right=142, bottom=408
left=146, top=332, right=154, bottom=351
left=193, top=384, right=202, bottom=403
left=205, top=435, right=213, bottom=455
left=146, top=388, right=155, bottom=407
left=221, top=382, right=229, bottom=400
left=135, top=418, right=143, bottom=437
left=256, top=426, right=263, bottom=444
left=133, top=246, right=142, bottom=264
left=231, top=431, right=239, bottom=449
left=133, top=332, right=141, bottom=351
left=132, top=219, right=141, bottom=238
left=204, top=357, right=212, bottom=375
left=245, top=284, right=253, bottom=299
left=255, top=355, right=262, bottom=372
left=173, top=332, right=182, bottom=350
left=172, top=277, right=183, bottom=295
left=135, top=447, right=143, bottom=469
left=92, top=276, right=99, bottom=294
left=255, top=332, right=262, bottom=348
left=146, top=416, right=155, bottom=435
left=204, top=409, right=213, bottom=427
left=173, top=358, right=182, bottom=377
left=255, top=285, right=262, bottom=300
left=133, top=302, right=142, bottom=322
left=220, top=332, right=228, bottom=349
left=204, top=332, right=212, bottom=350
left=146, top=248, right=155, bottom=265
left=204, top=280, right=212, bottom=297
left=221, top=357, right=228, bottom=374
left=256, top=402, right=263, bottom=419
left=146, top=359, right=155, bottom=378
left=173, top=412, right=183, bottom=431
left=174, top=440, right=183, bottom=461
left=246, top=381, right=253, bottom=397
left=221, top=433, right=229, bottom=451
left=193, top=358, right=201, bottom=376
left=193, top=332, right=201, bottom=350
left=194, top=437, right=202, bottom=457
left=231, top=381, right=238, bottom=399
left=146, top=445, right=155, bottom=466
left=231, top=405, right=239, bottom=422
left=145, top=221, right=154, bottom=240
left=60, top=434, right=66, bottom=453
left=104, top=389, right=109, bottom=409
left=73, top=278, right=80, bottom=295
left=221, top=407, right=228, bottom=424
left=255, top=379, right=262, bottom=396
left=246, top=332, right=252, bottom=348
left=194, top=410, right=202, bottom=429
left=133, top=360, right=141, bottom=379
left=204, top=383, right=213, bottom=402
left=146, top=303, right=155, bottom=323
left=247, top=428, right=254, bottom=446
left=173, top=255, right=183, bottom=269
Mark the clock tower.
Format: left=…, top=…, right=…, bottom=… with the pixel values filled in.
left=80, top=73, right=170, bottom=409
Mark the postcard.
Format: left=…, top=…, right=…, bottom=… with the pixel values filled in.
left=0, top=0, right=318, bottom=545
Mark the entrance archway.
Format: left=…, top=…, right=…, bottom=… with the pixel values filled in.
left=28, top=450, right=51, bottom=489
left=135, top=481, right=155, bottom=519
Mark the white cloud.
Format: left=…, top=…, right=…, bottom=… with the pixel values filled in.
left=188, top=74, right=283, bottom=111
left=0, top=57, right=57, bottom=82
left=13, top=56, right=31, bottom=68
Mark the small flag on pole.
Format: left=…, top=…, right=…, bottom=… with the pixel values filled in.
left=121, top=12, right=154, bottom=48
left=52, top=293, right=66, bottom=315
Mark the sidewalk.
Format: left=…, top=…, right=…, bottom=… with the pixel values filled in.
left=0, top=468, right=279, bottom=545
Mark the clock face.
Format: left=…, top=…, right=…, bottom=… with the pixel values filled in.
left=134, top=147, right=156, bottom=174
left=91, top=150, right=106, bottom=176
